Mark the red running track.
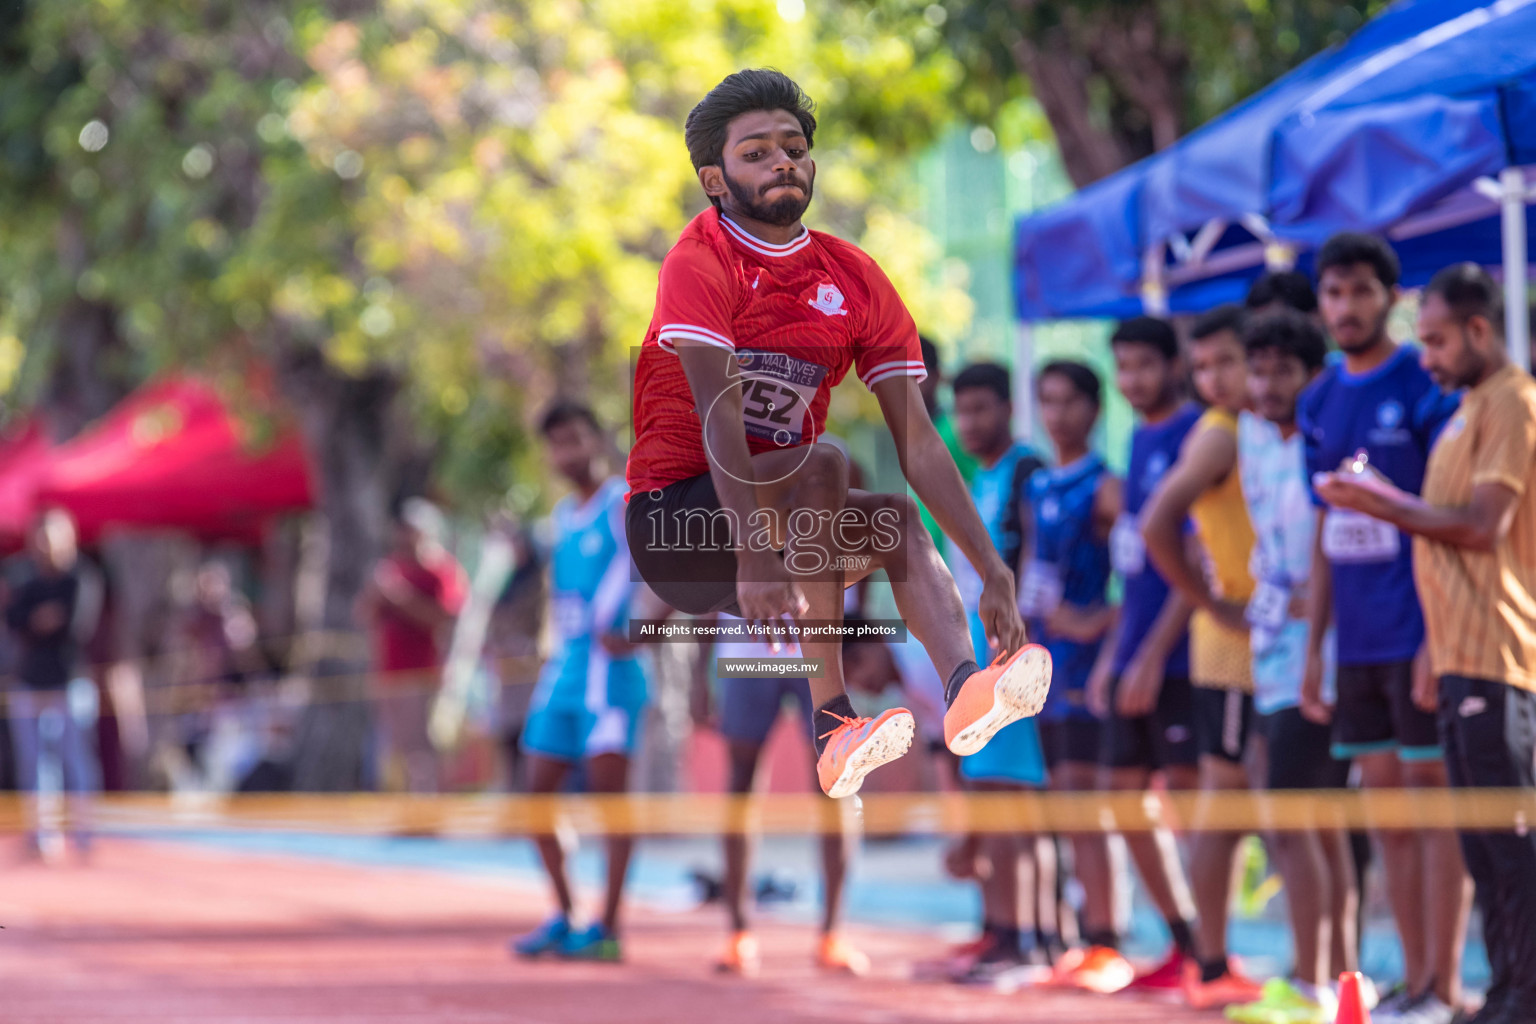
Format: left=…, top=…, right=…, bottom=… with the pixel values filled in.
left=0, top=837, right=1219, bottom=1023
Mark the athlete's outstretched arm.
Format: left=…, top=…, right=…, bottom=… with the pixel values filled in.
left=1141, top=424, right=1245, bottom=629
left=674, top=340, right=808, bottom=625
left=872, top=375, right=1025, bottom=654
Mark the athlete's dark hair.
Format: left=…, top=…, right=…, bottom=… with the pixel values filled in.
left=538, top=400, right=601, bottom=436
left=1190, top=303, right=1248, bottom=343
left=1245, top=271, right=1318, bottom=313
left=1423, top=261, right=1504, bottom=332
left=685, top=69, right=817, bottom=209
left=919, top=335, right=940, bottom=376
left=1036, top=359, right=1101, bottom=407
left=1243, top=309, right=1329, bottom=372
left=952, top=362, right=1011, bottom=404
left=1316, top=232, right=1400, bottom=289
left=1110, top=316, right=1179, bottom=361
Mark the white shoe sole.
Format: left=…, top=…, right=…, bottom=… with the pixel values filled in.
left=944, top=646, right=1053, bottom=757
left=823, top=711, right=915, bottom=799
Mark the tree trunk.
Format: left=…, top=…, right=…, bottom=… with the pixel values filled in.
left=279, top=347, right=400, bottom=791
left=1006, top=2, right=1189, bottom=188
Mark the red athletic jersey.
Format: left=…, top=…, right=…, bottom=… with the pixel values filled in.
left=627, top=209, right=925, bottom=495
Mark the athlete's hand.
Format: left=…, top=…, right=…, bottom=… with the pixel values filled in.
left=1086, top=660, right=1113, bottom=719
left=979, top=566, right=1026, bottom=655
left=1412, top=644, right=1438, bottom=714
left=1206, top=597, right=1250, bottom=633
left=598, top=630, right=635, bottom=656
left=1116, top=650, right=1164, bottom=717
left=1300, top=647, right=1333, bottom=725
left=1047, top=603, right=1100, bottom=644
left=1314, top=467, right=1401, bottom=518
left=736, top=553, right=808, bottom=652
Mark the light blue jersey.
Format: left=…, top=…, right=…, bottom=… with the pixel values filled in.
left=523, top=477, right=648, bottom=762
left=1238, top=413, right=1334, bottom=714
left=954, top=440, right=1046, bottom=788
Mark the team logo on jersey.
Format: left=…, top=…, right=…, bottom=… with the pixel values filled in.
left=1369, top=398, right=1409, bottom=445
left=808, top=283, right=849, bottom=317
left=1040, top=495, right=1060, bottom=522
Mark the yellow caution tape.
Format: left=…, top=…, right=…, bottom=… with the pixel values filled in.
left=2, top=788, right=1532, bottom=837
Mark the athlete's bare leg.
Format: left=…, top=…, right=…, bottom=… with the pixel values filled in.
left=1324, top=828, right=1360, bottom=976
left=721, top=741, right=761, bottom=934
left=587, top=751, right=634, bottom=934
left=1102, top=764, right=1197, bottom=933
left=1053, top=760, right=1117, bottom=941
left=526, top=754, right=576, bottom=916
left=1401, top=757, right=1471, bottom=1007
left=843, top=491, right=975, bottom=681
left=1190, top=754, right=1249, bottom=965
left=1357, top=752, right=1429, bottom=995
left=743, top=450, right=976, bottom=706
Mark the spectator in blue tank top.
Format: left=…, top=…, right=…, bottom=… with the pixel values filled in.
left=1021, top=360, right=1126, bottom=977
left=1298, top=233, right=1469, bottom=1022
left=1076, top=318, right=1204, bottom=990
left=945, top=361, right=1052, bottom=976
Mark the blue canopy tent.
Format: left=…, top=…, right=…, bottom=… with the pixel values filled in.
left=1013, top=0, right=1536, bottom=365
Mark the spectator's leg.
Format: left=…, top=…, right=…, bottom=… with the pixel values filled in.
left=8, top=690, right=41, bottom=849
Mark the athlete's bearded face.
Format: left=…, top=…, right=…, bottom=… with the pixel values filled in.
left=708, top=109, right=815, bottom=227
left=1417, top=293, right=1496, bottom=391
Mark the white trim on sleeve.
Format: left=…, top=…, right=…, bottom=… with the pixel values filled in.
left=658, top=323, right=736, bottom=354
left=859, top=360, right=929, bottom=389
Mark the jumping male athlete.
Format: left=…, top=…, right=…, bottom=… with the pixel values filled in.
left=625, top=69, right=1050, bottom=798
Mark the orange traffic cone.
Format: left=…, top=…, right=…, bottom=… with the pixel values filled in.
left=1335, top=971, right=1371, bottom=1024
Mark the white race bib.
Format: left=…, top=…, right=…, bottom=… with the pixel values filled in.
left=1110, top=515, right=1145, bottom=576
left=1018, top=560, right=1065, bottom=618
left=734, top=351, right=830, bottom=448
left=1321, top=509, right=1400, bottom=564
left=1245, top=579, right=1290, bottom=634
left=553, top=595, right=589, bottom=640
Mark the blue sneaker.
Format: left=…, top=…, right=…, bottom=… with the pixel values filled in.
left=511, top=914, right=571, bottom=957
left=559, top=922, right=621, bottom=962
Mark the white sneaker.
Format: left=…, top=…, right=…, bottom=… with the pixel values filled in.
left=1376, top=991, right=1457, bottom=1024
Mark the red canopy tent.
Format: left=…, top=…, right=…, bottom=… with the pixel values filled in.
left=33, top=376, right=314, bottom=544
left=0, top=420, right=58, bottom=550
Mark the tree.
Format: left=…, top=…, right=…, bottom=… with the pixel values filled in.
left=0, top=0, right=974, bottom=787
left=934, top=0, right=1391, bottom=186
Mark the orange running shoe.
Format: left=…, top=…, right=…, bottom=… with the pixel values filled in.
left=816, top=933, right=871, bottom=976
left=943, top=645, right=1052, bottom=756
left=815, top=707, right=916, bottom=798
left=1181, top=957, right=1264, bottom=1009
left=714, top=931, right=760, bottom=976
left=1124, top=947, right=1188, bottom=991
left=1053, top=945, right=1136, bottom=995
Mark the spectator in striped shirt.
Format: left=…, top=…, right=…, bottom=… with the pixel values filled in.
left=1316, top=263, right=1536, bottom=1024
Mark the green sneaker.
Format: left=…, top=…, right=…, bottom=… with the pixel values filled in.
left=1225, top=978, right=1334, bottom=1024
left=560, top=923, right=622, bottom=962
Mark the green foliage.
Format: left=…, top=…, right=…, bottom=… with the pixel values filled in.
left=0, top=0, right=973, bottom=512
